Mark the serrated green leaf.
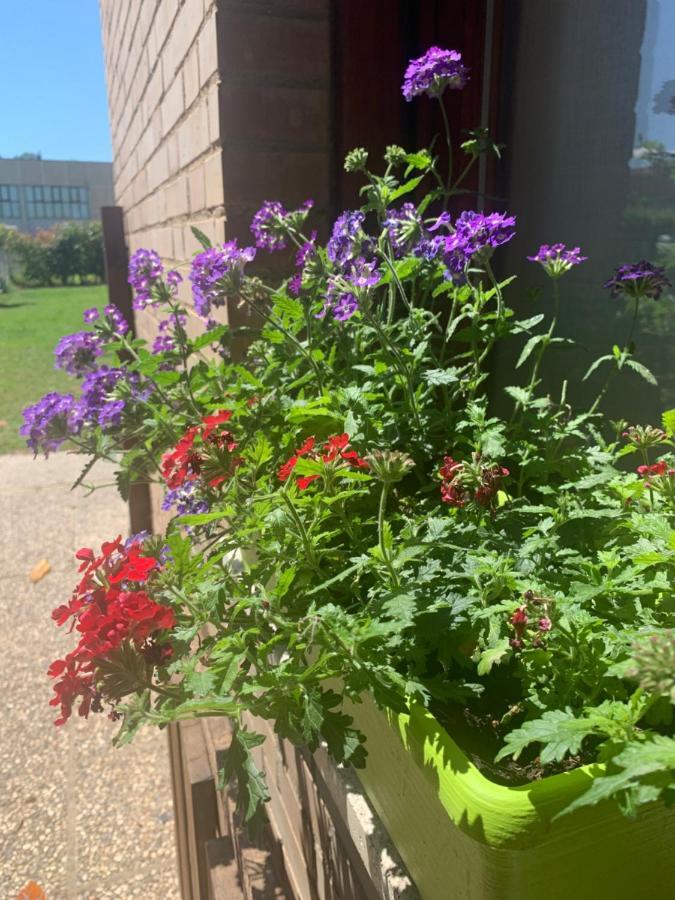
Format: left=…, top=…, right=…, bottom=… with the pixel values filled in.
left=191, top=225, right=212, bottom=249
left=625, top=357, right=658, bottom=386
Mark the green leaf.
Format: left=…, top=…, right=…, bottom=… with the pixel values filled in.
left=476, top=639, right=510, bottom=676
left=512, top=314, right=545, bottom=334
left=191, top=325, right=228, bottom=350
left=221, top=728, right=271, bottom=823
left=177, top=509, right=231, bottom=526
left=191, top=225, right=212, bottom=249
left=662, top=409, right=675, bottom=437
left=424, top=367, right=460, bottom=386
left=625, top=358, right=658, bottom=386
left=273, top=294, right=304, bottom=320
left=583, top=354, right=613, bottom=381
left=504, top=385, right=530, bottom=406
left=387, top=174, right=425, bottom=202
left=559, top=735, right=675, bottom=818
left=516, top=334, right=544, bottom=368
left=496, top=709, right=596, bottom=764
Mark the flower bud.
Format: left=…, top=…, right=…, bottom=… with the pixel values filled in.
left=365, top=450, right=415, bottom=484
left=344, top=147, right=369, bottom=173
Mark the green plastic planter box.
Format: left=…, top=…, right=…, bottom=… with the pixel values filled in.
left=344, top=695, right=675, bottom=900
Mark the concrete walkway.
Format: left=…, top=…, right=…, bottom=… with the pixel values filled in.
left=0, top=454, right=180, bottom=899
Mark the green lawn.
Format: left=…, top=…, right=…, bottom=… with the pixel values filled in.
left=0, top=285, right=107, bottom=453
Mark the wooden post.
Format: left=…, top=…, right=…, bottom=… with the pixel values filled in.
left=100, top=206, right=153, bottom=536
left=101, top=206, right=135, bottom=335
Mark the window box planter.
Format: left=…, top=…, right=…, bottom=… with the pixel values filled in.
left=338, top=695, right=675, bottom=900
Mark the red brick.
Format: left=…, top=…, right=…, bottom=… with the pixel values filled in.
left=220, top=9, right=330, bottom=83
left=219, top=82, right=329, bottom=148
left=221, top=148, right=330, bottom=208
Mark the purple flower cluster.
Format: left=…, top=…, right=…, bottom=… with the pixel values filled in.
left=604, top=261, right=672, bottom=301
left=289, top=232, right=318, bottom=296
left=20, top=392, right=81, bottom=456
left=250, top=199, right=314, bottom=252
left=327, top=211, right=373, bottom=267
left=54, top=331, right=104, bottom=377
left=161, top=482, right=209, bottom=517
left=402, top=47, right=468, bottom=101
left=103, top=304, right=130, bottom=336
left=78, top=367, right=127, bottom=428
left=527, top=243, right=587, bottom=278
left=322, top=257, right=381, bottom=322
left=189, top=241, right=256, bottom=318
left=384, top=203, right=424, bottom=257
left=434, top=211, right=516, bottom=278
left=128, top=249, right=163, bottom=309
left=83, top=308, right=99, bottom=323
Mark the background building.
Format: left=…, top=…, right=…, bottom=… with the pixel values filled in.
left=0, top=157, right=114, bottom=232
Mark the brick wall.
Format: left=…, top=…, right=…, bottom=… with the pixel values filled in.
left=100, top=0, right=223, bottom=287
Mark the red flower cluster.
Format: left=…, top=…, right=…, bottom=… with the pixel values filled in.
left=439, top=455, right=509, bottom=507
left=48, top=536, right=174, bottom=726
left=509, top=590, right=553, bottom=650
left=161, top=410, right=242, bottom=490
left=278, top=433, right=368, bottom=489
left=637, top=460, right=674, bottom=482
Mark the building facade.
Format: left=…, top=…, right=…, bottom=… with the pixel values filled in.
left=0, top=158, right=114, bottom=233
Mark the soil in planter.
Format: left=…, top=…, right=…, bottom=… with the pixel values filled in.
left=430, top=673, right=588, bottom=786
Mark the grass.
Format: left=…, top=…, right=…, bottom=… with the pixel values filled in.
left=0, top=284, right=107, bottom=453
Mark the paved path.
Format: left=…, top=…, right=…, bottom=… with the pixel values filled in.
left=0, top=454, right=180, bottom=899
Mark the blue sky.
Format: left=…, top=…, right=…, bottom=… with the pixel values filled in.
left=0, top=1, right=112, bottom=161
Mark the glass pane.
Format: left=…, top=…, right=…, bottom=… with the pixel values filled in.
left=498, top=0, right=675, bottom=423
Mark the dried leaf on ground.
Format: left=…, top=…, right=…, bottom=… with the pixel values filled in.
left=29, top=559, right=51, bottom=583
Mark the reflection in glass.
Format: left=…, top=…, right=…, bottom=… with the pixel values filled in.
left=496, top=0, right=674, bottom=423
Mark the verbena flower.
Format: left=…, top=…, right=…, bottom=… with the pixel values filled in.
left=322, top=257, right=381, bottom=322
left=161, top=411, right=241, bottom=490
left=103, top=304, right=130, bottom=336
left=439, top=453, right=509, bottom=507
left=20, top=392, right=81, bottom=456
left=327, top=211, right=373, bottom=268
left=78, top=367, right=127, bottom=429
left=189, top=241, right=256, bottom=318
left=604, top=261, right=672, bottom=301
left=402, top=47, right=468, bottom=101
left=384, top=203, right=424, bottom=257
left=83, top=307, right=99, bottom=323
left=128, top=248, right=163, bottom=308
left=278, top=433, right=368, bottom=489
left=250, top=200, right=313, bottom=252
left=623, top=424, right=667, bottom=449
left=527, top=243, right=587, bottom=278
left=54, top=331, right=104, bottom=377
left=436, top=211, right=516, bottom=279
left=49, top=536, right=173, bottom=725
left=162, top=481, right=209, bottom=517
left=166, top=269, right=182, bottom=290
left=289, top=232, right=318, bottom=296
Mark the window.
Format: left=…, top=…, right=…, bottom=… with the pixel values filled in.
left=0, top=185, right=20, bottom=218
left=25, top=185, right=90, bottom=220
left=496, top=0, right=675, bottom=424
